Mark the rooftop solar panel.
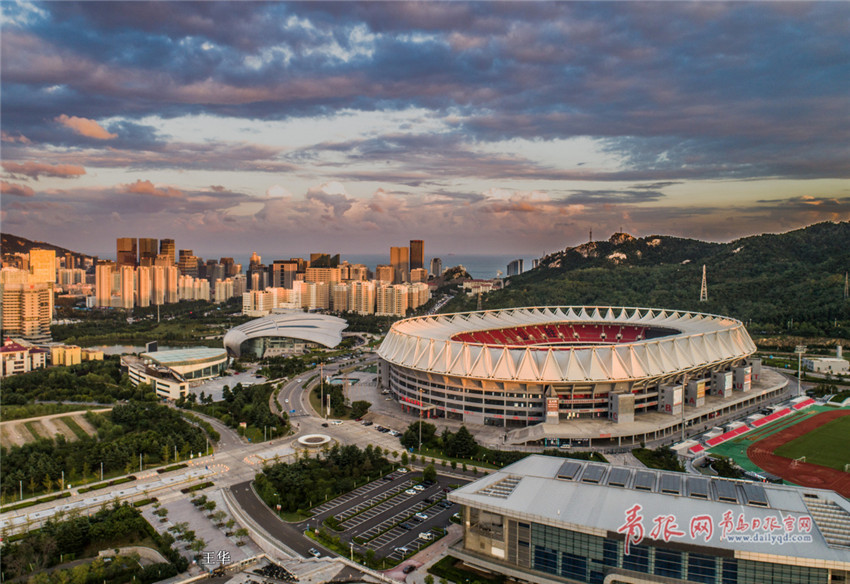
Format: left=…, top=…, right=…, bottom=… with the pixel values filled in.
left=607, top=467, right=631, bottom=488
left=742, top=483, right=769, bottom=507
left=581, top=465, right=607, bottom=484
left=715, top=479, right=739, bottom=503
left=660, top=474, right=682, bottom=495
left=687, top=477, right=710, bottom=499
left=556, top=461, right=582, bottom=481
left=634, top=471, right=656, bottom=491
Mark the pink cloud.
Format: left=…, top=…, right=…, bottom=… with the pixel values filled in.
left=124, top=179, right=182, bottom=198
left=1, top=131, right=31, bottom=144
left=55, top=114, right=117, bottom=139
left=1, top=181, right=36, bottom=197
left=2, top=161, right=86, bottom=180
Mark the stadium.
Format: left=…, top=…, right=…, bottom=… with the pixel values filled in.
left=377, top=307, right=787, bottom=446
left=223, top=311, right=347, bottom=358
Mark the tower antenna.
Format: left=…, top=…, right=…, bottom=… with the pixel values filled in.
left=699, top=265, right=708, bottom=302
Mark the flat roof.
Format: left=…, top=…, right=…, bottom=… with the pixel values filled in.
left=142, top=348, right=226, bottom=365
left=449, top=455, right=850, bottom=564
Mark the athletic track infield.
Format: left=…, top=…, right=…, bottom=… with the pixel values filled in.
left=747, top=409, right=850, bottom=498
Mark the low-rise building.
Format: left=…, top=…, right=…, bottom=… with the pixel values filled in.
left=122, top=347, right=227, bottom=400
left=449, top=455, right=850, bottom=584
left=0, top=338, right=47, bottom=377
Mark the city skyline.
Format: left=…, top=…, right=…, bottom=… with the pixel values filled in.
left=2, top=2, right=849, bottom=255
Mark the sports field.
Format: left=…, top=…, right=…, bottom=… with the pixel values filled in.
left=773, top=415, right=850, bottom=471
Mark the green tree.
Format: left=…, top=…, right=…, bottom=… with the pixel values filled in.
left=422, top=464, right=437, bottom=483
left=425, top=575, right=435, bottom=584
left=350, top=400, right=371, bottom=419
left=401, top=452, right=409, bottom=466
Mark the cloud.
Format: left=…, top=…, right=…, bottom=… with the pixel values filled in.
left=55, top=114, right=117, bottom=139
left=1, top=181, right=36, bottom=197
left=1, top=131, right=31, bottom=144
left=124, top=179, right=182, bottom=198
left=305, top=182, right=354, bottom=217
left=2, top=161, right=86, bottom=180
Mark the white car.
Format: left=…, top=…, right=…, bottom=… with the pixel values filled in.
left=412, top=484, right=425, bottom=491
left=330, top=420, right=342, bottom=425
left=414, top=512, right=428, bottom=520
left=284, top=398, right=289, bottom=403
left=397, top=467, right=409, bottom=473
left=418, top=532, right=435, bottom=541
left=405, top=488, right=417, bottom=495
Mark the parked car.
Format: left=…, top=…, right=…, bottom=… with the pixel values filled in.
left=419, top=532, right=435, bottom=541
left=362, top=420, right=373, bottom=426
left=405, top=488, right=417, bottom=495
left=412, top=484, right=425, bottom=491
left=309, top=548, right=321, bottom=558
left=399, top=522, right=413, bottom=530
left=402, top=565, right=416, bottom=574
left=415, top=512, right=428, bottom=520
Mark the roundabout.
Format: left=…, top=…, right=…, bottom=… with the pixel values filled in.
left=297, top=434, right=332, bottom=448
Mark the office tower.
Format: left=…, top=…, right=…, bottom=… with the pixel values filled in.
left=95, top=261, right=115, bottom=307
left=64, top=252, right=75, bottom=270
left=178, top=250, right=199, bottom=277
left=1, top=282, right=53, bottom=342
left=309, top=253, right=339, bottom=268
left=248, top=264, right=268, bottom=291
left=205, top=261, right=225, bottom=284
left=29, top=248, right=57, bottom=284
left=232, top=274, right=247, bottom=298
left=507, top=259, right=524, bottom=277
left=271, top=260, right=299, bottom=289
left=410, top=268, right=428, bottom=283
left=410, top=240, right=424, bottom=271
left=390, top=246, right=409, bottom=284
left=430, top=258, right=442, bottom=277
left=249, top=251, right=262, bottom=270
left=290, top=257, right=307, bottom=273
left=136, top=266, right=151, bottom=308
left=531, top=258, right=540, bottom=269
left=375, top=264, right=394, bottom=283
left=159, top=239, right=176, bottom=265
left=117, top=237, right=137, bottom=267
left=138, top=238, right=158, bottom=266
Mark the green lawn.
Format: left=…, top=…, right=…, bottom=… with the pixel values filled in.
left=773, top=415, right=850, bottom=471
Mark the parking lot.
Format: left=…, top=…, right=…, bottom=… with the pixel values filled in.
left=296, top=468, right=467, bottom=562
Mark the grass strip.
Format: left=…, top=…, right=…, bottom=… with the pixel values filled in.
left=180, top=481, right=214, bottom=494
left=60, top=415, right=91, bottom=441
left=77, top=475, right=137, bottom=494
left=0, top=492, right=71, bottom=513
left=156, top=463, right=188, bottom=474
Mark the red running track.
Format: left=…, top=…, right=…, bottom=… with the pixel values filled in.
left=747, top=409, right=850, bottom=498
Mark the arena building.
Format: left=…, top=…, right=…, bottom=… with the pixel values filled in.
left=122, top=347, right=228, bottom=400
left=377, top=307, right=786, bottom=446
left=223, top=311, right=347, bottom=358
left=448, top=455, right=850, bottom=584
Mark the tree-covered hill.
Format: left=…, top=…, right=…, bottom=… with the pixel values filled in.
left=442, top=222, right=850, bottom=337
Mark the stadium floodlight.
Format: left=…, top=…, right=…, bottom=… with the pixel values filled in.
left=795, top=345, right=807, bottom=397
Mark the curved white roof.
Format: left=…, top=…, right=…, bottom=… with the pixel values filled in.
left=224, top=311, right=347, bottom=357
left=378, top=306, right=755, bottom=383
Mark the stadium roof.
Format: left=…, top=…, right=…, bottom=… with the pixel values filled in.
left=378, top=306, right=755, bottom=383
left=223, top=311, right=347, bottom=357
left=449, top=455, right=850, bottom=564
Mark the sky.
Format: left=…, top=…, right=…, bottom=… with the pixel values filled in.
left=1, top=1, right=849, bottom=259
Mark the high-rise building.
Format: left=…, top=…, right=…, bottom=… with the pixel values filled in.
left=64, top=252, right=75, bottom=270
left=165, top=265, right=179, bottom=303
left=159, top=239, right=176, bottom=265
left=138, top=238, right=158, bottom=266
left=119, top=265, right=135, bottom=309
left=220, top=257, right=237, bottom=277
left=410, top=268, right=428, bottom=283
left=271, top=260, right=299, bottom=289
left=95, top=261, right=116, bottom=307
left=310, top=253, right=339, bottom=268
left=29, top=248, right=56, bottom=284
left=151, top=265, right=166, bottom=305
left=178, top=250, right=199, bottom=277
left=507, top=258, right=524, bottom=277
left=136, top=266, right=151, bottom=308
left=349, top=281, right=376, bottom=315
left=376, top=284, right=409, bottom=316
left=1, top=282, right=53, bottom=342
left=430, top=257, right=442, bottom=277
left=305, top=267, right=342, bottom=284
left=375, top=264, right=394, bottom=283
left=410, top=240, right=424, bottom=271
left=117, top=237, right=138, bottom=267
left=390, top=246, right=409, bottom=284
left=249, top=251, right=262, bottom=270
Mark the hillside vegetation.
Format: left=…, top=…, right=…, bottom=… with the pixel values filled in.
left=443, top=222, right=850, bottom=339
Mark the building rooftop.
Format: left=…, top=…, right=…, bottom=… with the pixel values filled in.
left=141, top=347, right=226, bottom=365
left=449, top=455, right=850, bottom=564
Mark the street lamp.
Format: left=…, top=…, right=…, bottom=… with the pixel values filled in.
left=795, top=345, right=807, bottom=397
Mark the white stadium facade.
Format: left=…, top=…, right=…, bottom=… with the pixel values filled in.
left=377, top=307, right=786, bottom=446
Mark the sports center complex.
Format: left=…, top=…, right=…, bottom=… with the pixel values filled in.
left=377, top=307, right=790, bottom=447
